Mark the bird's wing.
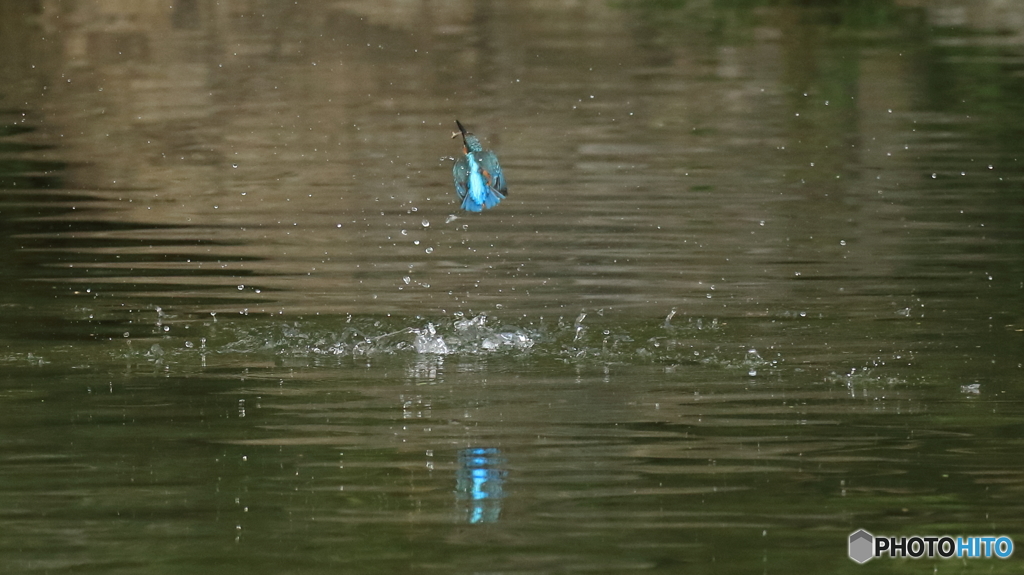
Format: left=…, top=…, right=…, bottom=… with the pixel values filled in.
left=477, top=151, right=507, bottom=196
left=452, top=156, right=469, bottom=199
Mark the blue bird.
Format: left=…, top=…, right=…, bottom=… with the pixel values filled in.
left=452, top=120, right=507, bottom=212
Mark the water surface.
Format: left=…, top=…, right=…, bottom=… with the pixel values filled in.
left=1, top=1, right=1023, bottom=573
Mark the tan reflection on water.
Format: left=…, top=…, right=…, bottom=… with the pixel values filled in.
left=2, top=0, right=1021, bottom=317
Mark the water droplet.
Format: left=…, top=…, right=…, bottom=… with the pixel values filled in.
left=403, top=276, right=411, bottom=285
left=840, top=240, right=846, bottom=246
left=425, top=247, right=433, bottom=254
left=421, top=219, right=430, bottom=227
left=237, top=284, right=245, bottom=290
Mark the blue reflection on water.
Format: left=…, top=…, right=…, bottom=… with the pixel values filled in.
left=456, top=447, right=507, bottom=524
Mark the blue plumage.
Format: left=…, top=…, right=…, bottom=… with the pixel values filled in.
left=452, top=120, right=507, bottom=212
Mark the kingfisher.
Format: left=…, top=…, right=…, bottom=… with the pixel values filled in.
left=451, top=120, right=507, bottom=212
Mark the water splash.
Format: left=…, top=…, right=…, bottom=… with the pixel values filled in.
left=573, top=312, right=587, bottom=343
left=107, top=310, right=890, bottom=383
left=413, top=323, right=449, bottom=354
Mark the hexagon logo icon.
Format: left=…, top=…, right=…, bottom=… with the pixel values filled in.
left=849, top=529, right=874, bottom=563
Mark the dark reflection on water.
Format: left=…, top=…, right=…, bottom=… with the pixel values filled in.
left=2, top=0, right=1024, bottom=573
left=4, top=351, right=1023, bottom=573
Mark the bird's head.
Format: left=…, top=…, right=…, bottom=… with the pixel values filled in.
left=452, top=119, right=483, bottom=153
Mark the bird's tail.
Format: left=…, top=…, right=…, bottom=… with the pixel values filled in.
left=460, top=186, right=504, bottom=212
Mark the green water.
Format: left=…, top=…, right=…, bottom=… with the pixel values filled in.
left=2, top=1, right=1023, bottom=573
